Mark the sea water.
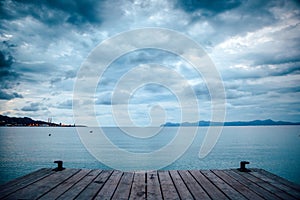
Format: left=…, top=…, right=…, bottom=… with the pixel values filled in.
left=0, top=126, right=299, bottom=184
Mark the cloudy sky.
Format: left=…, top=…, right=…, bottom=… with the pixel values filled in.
left=0, top=0, right=299, bottom=126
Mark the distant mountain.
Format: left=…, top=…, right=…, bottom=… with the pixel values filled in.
left=0, top=115, right=77, bottom=127
left=162, top=119, right=300, bottom=127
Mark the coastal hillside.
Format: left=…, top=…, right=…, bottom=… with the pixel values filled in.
left=162, top=119, right=300, bottom=127
left=0, top=115, right=74, bottom=127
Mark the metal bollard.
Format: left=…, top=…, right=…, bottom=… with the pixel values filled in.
left=53, top=160, right=65, bottom=171
left=238, top=161, right=251, bottom=172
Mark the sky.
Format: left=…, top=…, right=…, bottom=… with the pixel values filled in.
left=0, top=0, right=300, bottom=126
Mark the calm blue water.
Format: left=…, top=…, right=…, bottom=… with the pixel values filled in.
left=0, top=126, right=299, bottom=184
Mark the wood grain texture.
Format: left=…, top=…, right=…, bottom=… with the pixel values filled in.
left=1, top=168, right=299, bottom=199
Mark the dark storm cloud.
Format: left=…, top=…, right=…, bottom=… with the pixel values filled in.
left=0, top=42, right=16, bottom=83
left=269, top=65, right=300, bottom=77
left=57, top=99, right=72, bottom=109
left=12, top=62, right=61, bottom=87
left=0, top=91, right=22, bottom=100
left=276, top=86, right=300, bottom=94
left=95, top=91, right=112, bottom=105
left=95, top=98, right=111, bottom=105
left=64, top=69, right=77, bottom=80
left=252, top=55, right=300, bottom=67
left=175, top=0, right=277, bottom=34
left=21, top=102, right=41, bottom=111
left=176, top=0, right=243, bottom=14
left=50, top=77, right=62, bottom=85
left=96, top=49, right=181, bottom=90
left=182, top=0, right=298, bottom=48
left=0, top=45, right=13, bottom=68
left=142, top=84, right=167, bottom=93
left=17, top=62, right=57, bottom=75
left=225, top=77, right=300, bottom=99
left=193, top=83, right=210, bottom=100
left=0, top=41, right=22, bottom=100
left=0, top=0, right=104, bottom=27
left=114, top=49, right=179, bottom=68
left=222, top=64, right=300, bottom=81
left=0, top=0, right=106, bottom=102
left=225, top=89, right=251, bottom=99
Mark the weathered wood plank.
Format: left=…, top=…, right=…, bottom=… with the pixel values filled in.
left=169, top=170, right=193, bottom=199
left=39, top=169, right=92, bottom=200
left=250, top=170, right=300, bottom=199
left=3, top=168, right=79, bottom=199
left=56, top=169, right=102, bottom=199
left=1, top=168, right=299, bottom=200
left=190, top=170, right=229, bottom=200
left=0, top=168, right=48, bottom=189
left=75, top=170, right=113, bottom=200
left=129, top=172, right=146, bottom=200
left=212, top=170, right=264, bottom=200
left=94, top=170, right=123, bottom=200
left=0, top=168, right=54, bottom=199
left=147, top=171, right=163, bottom=200
left=224, top=169, right=281, bottom=200
left=253, top=168, right=300, bottom=191
left=111, top=171, right=134, bottom=200
left=201, top=170, right=247, bottom=200
left=158, top=170, right=180, bottom=200
left=233, top=169, right=296, bottom=200
left=178, top=170, right=210, bottom=199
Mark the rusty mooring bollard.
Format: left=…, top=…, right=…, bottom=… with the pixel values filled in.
left=53, top=160, right=65, bottom=171
left=238, top=161, right=251, bottom=172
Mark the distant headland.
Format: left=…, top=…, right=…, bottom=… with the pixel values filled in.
left=162, top=119, right=300, bottom=127
left=2, top=114, right=299, bottom=127
left=0, top=115, right=85, bottom=127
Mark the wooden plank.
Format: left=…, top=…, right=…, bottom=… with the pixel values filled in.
left=3, top=168, right=79, bottom=199
left=178, top=170, right=210, bottom=199
left=250, top=170, right=300, bottom=199
left=233, top=169, right=297, bottom=200
left=224, top=170, right=281, bottom=200
left=158, top=170, right=180, bottom=200
left=129, top=172, right=146, bottom=200
left=94, top=170, right=123, bottom=200
left=146, top=171, right=163, bottom=200
left=253, top=168, right=300, bottom=191
left=75, top=170, right=113, bottom=200
left=190, top=170, right=228, bottom=200
left=1, top=168, right=299, bottom=200
left=0, top=168, right=54, bottom=199
left=112, top=172, right=134, bottom=200
left=212, top=170, right=264, bottom=200
left=0, top=168, right=48, bottom=189
left=169, top=170, right=193, bottom=199
left=56, top=169, right=102, bottom=199
left=201, top=170, right=247, bottom=200
left=39, top=169, right=92, bottom=200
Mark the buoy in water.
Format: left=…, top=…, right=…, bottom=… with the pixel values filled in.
left=49, top=133, right=51, bottom=136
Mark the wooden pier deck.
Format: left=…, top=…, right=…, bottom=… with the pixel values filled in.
left=1, top=168, right=300, bottom=199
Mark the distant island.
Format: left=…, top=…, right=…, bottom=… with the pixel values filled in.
left=162, top=119, right=300, bottom=127
left=0, top=115, right=85, bottom=127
